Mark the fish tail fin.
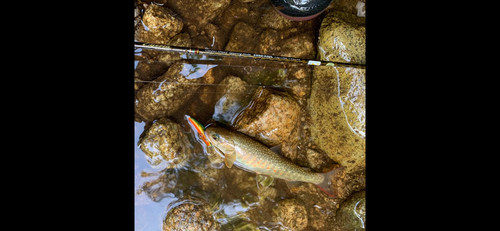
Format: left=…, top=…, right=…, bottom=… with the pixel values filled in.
left=315, top=166, right=346, bottom=198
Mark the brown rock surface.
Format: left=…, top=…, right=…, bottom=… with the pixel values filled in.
left=233, top=87, right=300, bottom=147
left=138, top=117, right=191, bottom=170
left=225, top=21, right=259, bottom=53
left=135, top=62, right=215, bottom=122
left=135, top=4, right=183, bottom=44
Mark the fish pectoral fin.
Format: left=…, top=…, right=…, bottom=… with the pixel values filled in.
left=224, top=149, right=237, bottom=168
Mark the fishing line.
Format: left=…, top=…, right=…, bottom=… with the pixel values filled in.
left=134, top=42, right=365, bottom=69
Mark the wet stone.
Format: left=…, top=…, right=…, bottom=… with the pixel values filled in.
left=280, top=33, right=317, bottom=60
left=273, top=198, right=308, bottom=230
left=330, top=1, right=367, bottom=25
left=233, top=87, right=301, bottom=147
left=334, top=190, right=365, bottom=231
left=135, top=4, right=184, bottom=44
left=192, top=158, right=225, bottom=192
left=257, top=29, right=280, bottom=56
left=201, top=23, right=226, bottom=50
left=135, top=32, right=192, bottom=81
left=213, top=76, right=256, bottom=124
left=138, top=117, right=191, bottom=169
left=225, top=21, right=259, bottom=53
left=163, top=201, right=220, bottom=231
left=260, top=7, right=293, bottom=30
left=318, top=10, right=366, bottom=64
left=166, top=0, right=231, bottom=28
left=215, top=0, right=250, bottom=35
left=283, top=66, right=312, bottom=100
left=284, top=172, right=342, bottom=230
left=306, top=148, right=335, bottom=172
left=156, top=33, right=192, bottom=64
left=137, top=169, right=179, bottom=202
left=134, top=62, right=215, bottom=122
left=308, top=66, right=365, bottom=173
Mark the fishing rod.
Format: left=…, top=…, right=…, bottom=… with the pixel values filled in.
left=134, top=42, right=365, bottom=69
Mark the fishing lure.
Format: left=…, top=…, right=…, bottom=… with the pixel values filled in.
left=186, top=115, right=211, bottom=147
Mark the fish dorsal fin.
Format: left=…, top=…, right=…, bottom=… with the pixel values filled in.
left=224, top=148, right=237, bottom=168
left=269, top=144, right=284, bottom=156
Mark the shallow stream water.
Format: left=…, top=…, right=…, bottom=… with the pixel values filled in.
left=135, top=0, right=365, bottom=230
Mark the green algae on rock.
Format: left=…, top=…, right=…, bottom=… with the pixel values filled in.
left=138, top=117, right=191, bottom=169
left=308, top=66, right=365, bottom=173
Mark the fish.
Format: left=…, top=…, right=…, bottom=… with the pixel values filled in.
left=205, top=126, right=345, bottom=198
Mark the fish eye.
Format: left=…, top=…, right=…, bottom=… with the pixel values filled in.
left=211, top=134, right=219, bottom=141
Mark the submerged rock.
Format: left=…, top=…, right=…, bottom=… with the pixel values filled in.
left=260, top=7, right=293, bottom=30
left=225, top=21, right=259, bottom=53
left=257, top=29, right=280, bottom=56
left=135, top=4, right=184, bottom=44
left=137, top=169, right=178, bottom=202
left=214, top=0, right=250, bottom=35
left=163, top=200, right=220, bottom=231
left=135, top=33, right=192, bottom=81
left=334, top=190, right=365, bottom=231
left=317, top=10, right=366, bottom=65
left=233, top=87, right=300, bottom=147
left=135, top=62, right=215, bottom=122
left=280, top=33, right=316, bottom=60
left=138, top=117, right=191, bottom=169
left=273, top=198, right=308, bottom=230
left=166, top=0, right=230, bottom=28
left=213, top=76, right=255, bottom=124
left=308, top=65, right=365, bottom=173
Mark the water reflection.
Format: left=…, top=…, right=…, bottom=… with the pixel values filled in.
left=180, top=64, right=217, bottom=79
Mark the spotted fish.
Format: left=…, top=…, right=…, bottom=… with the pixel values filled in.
left=205, top=126, right=345, bottom=198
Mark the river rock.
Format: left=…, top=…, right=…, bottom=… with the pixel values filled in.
left=137, top=169, right=179, bottom=202
left=260, top=7, right=293, bottom=30
left=280, top=33, right=316, bottom=59
left=225, top=21, right=259, bottom=53
left=273, top=199, right=308, bottom=230
left=163, top=200, right=220, bottom=231
left=166, top=0, right=230, bottom=28
left=135, top=4, right=183, bottom=44
left=233, top=87, right=300, bottom=147
left=138, top=117, right=191, bottom=170
left=257, top=29, right=280, bottom=56
left=135, top=62, right=215, bottom=122
left=214, top=0, right=250, bottom=35
left=308, top=65, right=365, bottom=173
left=213, top=76, right=255, bottom=124
left=334, top=190, right=365, bottom=231
left=135, top=33, right=191, bottom=81
left=317, top=10, right=366, bottom=64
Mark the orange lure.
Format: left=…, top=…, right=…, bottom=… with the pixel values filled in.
left=186, top=115, right=211, bottom=147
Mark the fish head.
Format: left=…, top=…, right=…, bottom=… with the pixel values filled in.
left=205, top=126, right=235, bottom=155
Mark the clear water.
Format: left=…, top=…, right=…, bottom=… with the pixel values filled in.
left=134, top=0, right=365, bottom=230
